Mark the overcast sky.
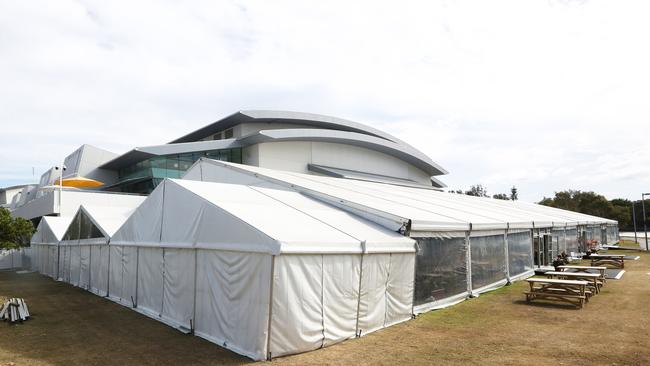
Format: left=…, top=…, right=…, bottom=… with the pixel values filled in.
left=1, top=0, right=648, bottom=202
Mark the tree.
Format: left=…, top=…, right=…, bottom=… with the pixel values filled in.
left=492, top=193, right=509, bottom=200
left=538, top=190, right=637, bottom=228
left=0, top=208, right=35, bottom=249
left=510, top=186, right=518, bottom=201
left=466, top=184, right=488, bottom=197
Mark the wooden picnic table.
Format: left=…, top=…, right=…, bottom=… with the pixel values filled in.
left=557, top=265, right=607, bottom=283
left=590, top=254, right=624, bottom=269
left=545, top=271, right=602, bottom=294
left=525, top=278, right=589, bottom=309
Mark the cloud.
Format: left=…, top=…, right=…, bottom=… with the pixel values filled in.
left=0, top=0, right=648, bottom=202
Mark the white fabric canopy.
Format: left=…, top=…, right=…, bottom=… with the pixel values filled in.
left=111, top=179, right=415, bottom=255
left=183, top=159, right=617, bottom=232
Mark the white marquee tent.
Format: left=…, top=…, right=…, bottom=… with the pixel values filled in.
left=58, top=200, right=144, bottom=294
left=30, top=216, right=72, bottom=277
left=109, top=178, right=416, bottom=360
left=24, top=159, right=620, bottom=361
left=183, top=159, right=619, bottom=312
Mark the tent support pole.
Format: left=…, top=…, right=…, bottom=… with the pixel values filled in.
left=191, top=248, right=198, bottom=335
left=134, top=246, right=139, bottom=308
left=89, top=244, right=93, bottom=291
left=266, top=255, right=275, bottom=361
left=504, top=225, right=510, bottom=283
left=56, top=245, right=60, bottom=281
left=355, top=241, right=366, bottom=337
left=106, top=243, right=111, bottom=297
left=411, top=240, right=419, bottom=318
left=465, top=226, right=473, bottom=297
left=160, top=248, right=166, bottom=316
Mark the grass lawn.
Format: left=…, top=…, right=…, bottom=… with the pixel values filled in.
left=619, top=239, right=640, bottom=248
left=1, top=250, right=649, bottom=366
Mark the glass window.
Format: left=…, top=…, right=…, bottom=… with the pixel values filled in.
left=470, top=234, right=507, bottom=290
left=151, top=157, right=166, bottom=169
left=178, top=154, right=194, bottom=171
left=507, top=231, right=532, bottom=276
left=224, top=128, right=233, bottom=139
left=213, top=133, right=222, bottom=140
left=166, top=155, right=179, bottom=171
left=414, top=236, right=468, bottom=306
left=231, top=148, right=242, bottom=163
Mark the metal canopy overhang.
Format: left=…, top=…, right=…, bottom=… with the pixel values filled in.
left=99, top=139, right=242, bottom=170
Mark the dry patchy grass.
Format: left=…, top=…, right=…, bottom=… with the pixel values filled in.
left=1, top=250, right=649, bottom=366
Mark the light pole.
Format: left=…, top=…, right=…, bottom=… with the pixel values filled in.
left=632, top=201, right=637, bottom=244
left=55, top=163, right=66, bottom=215
left=642, top=193, right=649, bottom=251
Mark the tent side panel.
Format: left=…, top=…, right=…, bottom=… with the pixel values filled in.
left=357, top=254, right=389, bottom=335
left=322, top=254, right=360, bottom=346
left=58, top=246, right=65, bottom=280
left=161, top=248, right=194, bottom=329
left=469, top=233, right=507, bottom=291
left=413, top=236, right=468, bottom=310
left=507, top=230, right=533, bottom=277
left=137, top=247, right=164, bottom=316
left=108, top=246, right=123, bottom=301
left=121, top=246, right=138, bottom=306
left=79, top=245, right=90, bottom=289
left=89, top=245, right=105, bottom=295
left=48, top=246, right=57, bottom=278
left=269, top=254, right=323, bottom=357
left=385, top=253, right=414, bottom=327
left=195, top=250, right=271, bottom=361
left=70, top=245, right=81, bottom=286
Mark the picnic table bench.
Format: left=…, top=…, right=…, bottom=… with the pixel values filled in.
left=525, top=278, right=588, bottom=309
left=545, top=271, right=602, bottom=294
left=590, top=254, right=625, bottom=269
left=557, top=265, right=607, bottom=283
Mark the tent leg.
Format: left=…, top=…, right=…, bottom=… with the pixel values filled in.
left=191, top=248, right=198, bottom=335
left=266, top=255, right=275, bottom=361
left=355, top=246, right=365, bottom=337
left=504, top=227, right=511, bottom=284
left=106, top=245, right=111, bottom=297
left=134, top=246, right=139, bottom=308
left=465, top=228, right=474, bottom=298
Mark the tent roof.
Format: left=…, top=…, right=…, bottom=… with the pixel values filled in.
left=183, top=159, right=617, bottom=233
left=31, top=215, right=74, bottom=244
left=111, top=179, right=415, bottom=254
left=81, top=204, right=141, bottom=237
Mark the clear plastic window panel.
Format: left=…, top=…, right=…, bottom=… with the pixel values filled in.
left=414, top=237, right=467, bottom=306
left=79, top=213, right=91, bottom=239
left=470, top=234, right=507, bottom=290
left=63, top=212, right=82, bottom=241
left=566, top=228, right=578, bottom=253
left=551, top=228, right=566, bottom=255
left=507, top=231, right=532, bottom=276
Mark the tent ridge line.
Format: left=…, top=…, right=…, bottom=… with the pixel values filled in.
left=246, top=185, right=365, bottom=245
left=167, top=179, right=280, bottom=253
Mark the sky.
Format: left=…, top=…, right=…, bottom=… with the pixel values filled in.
left=1, top=0, right=649, bottom=202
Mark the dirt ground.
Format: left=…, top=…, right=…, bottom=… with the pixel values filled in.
left=1, top=250, right=649, bottom=366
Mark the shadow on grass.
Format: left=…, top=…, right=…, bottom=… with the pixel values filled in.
left=512, top=299, right=583, bottom=310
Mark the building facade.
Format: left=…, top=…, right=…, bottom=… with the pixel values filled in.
left=9, top=110, right=448, bottom=220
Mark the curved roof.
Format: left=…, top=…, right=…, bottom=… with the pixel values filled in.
left=171, top=110, right=446, bottom=173
left=172, top=110, right=401, bottom=144
left=101, top=110, right=448, bottom=182
left=239, top=128, right=447, bottom=177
